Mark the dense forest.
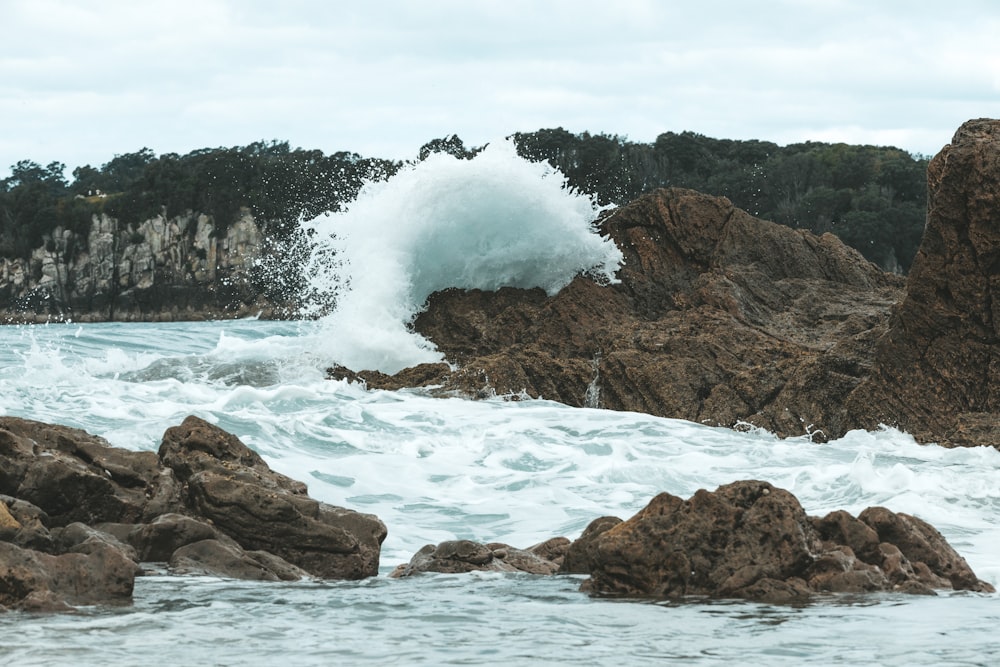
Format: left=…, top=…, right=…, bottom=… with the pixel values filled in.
left=0, top=129, right=929, bottom=273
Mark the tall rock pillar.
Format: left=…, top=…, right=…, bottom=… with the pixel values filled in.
left=848, top=119, right=1000, bottom=446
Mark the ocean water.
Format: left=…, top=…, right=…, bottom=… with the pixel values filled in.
left=1, top=147, right=999, bottom=665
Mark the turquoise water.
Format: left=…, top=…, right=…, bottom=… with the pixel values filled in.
left=0, top=320, right=998, bottom=666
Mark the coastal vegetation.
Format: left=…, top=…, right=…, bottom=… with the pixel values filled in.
left=0, top=130, right=928, bottom=272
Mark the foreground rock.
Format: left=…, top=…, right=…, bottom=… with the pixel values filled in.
left=340, top=118, right=1000, bottom=447
left=575, top=481, right=993, bottom=602
left=847, top=119, right=1000, bottom=446
left=0, top=415, right=386, bottom=611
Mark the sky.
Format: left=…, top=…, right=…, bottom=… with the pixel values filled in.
left=2, top=0, right=998, bottom=180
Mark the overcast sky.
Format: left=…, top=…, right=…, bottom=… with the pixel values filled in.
left=2, top=0, right=997, bottom=180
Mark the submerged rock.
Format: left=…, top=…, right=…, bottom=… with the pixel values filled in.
left=390, top=539, right=563, bottom=577
left=573, top=481, right=993, bottom=602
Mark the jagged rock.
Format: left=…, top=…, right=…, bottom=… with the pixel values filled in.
left=575, top=481, right=993, bottom=602
left=51, top=522, right=138, bottom=561
left=847, top=119, right=1000, bottom=447
left=159, top=415, right=387, bottom=579
left=560, top=516, right=622, bottom=574
left=390, top=539, right=562, bottom=577
left=525, top=536, right=571, bottom=568
left=0, top=415, right=389, bottom=611
left=168, top=539, right=311, bottom=581
left=0, top=417, right=182, bottom=526
left=353, top=187, right=902, bottom=441
left=0, top=541, right=139, bottom=611
left=0, top=495, right=54, bottom=551
left=98, top=513, right=223, bottom=562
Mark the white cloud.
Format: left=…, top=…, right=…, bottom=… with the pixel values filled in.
left=1, top=0, right=997, bottom=178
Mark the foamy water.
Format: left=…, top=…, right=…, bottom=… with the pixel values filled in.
left=298, top=140, right=622, bottom=373
left=1, top=147, right=998, bottom=665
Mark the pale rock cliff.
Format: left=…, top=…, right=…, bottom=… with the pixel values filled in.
left=0, top=209, right=290, bottom=322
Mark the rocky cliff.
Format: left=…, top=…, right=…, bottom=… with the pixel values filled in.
left=348, top=118, right=1000, bottom=448
left=347, top=186, right=904, bottom=441
left=0, top=208, right=288, bottom=322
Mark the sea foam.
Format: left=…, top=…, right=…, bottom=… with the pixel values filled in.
left=300, top=139, right=623, bottom=374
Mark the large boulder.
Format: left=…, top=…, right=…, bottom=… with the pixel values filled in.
left=159, top=415, right=387, bottom=579
left=847, top=119, right=1000, bottom=446
left=575, top=481, right=993, bottom=602
left=0, top=415, right=389, bottom=611
left=349, top=187, right=902, bottom=441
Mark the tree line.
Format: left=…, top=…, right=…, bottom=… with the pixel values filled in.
left=0, top=129, right=929, bottom=272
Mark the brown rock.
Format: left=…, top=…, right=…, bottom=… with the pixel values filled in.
left=560, top=516, right=622, bottom=574
left=354, top=187, right=900, bottom=441
left=579, top=482, right=992, bottom=601
left=168, top=539, right=311, bottom=581
left=390, top=539, right=563, bottom=577
left=159, top=415, right=387, bottom=579
left=858, top=506, right=991, bottom=592
left=0, top=541, right=139, bottom=610
left=0, top=416, right=180, bottom=526
left=847, top=119, right=1000, bottom=447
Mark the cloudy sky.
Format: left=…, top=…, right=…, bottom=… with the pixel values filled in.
left=2, top=0, right=997, bottom=180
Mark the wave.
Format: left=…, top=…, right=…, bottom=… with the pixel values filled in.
left=299, top=139, right=623, bottom=374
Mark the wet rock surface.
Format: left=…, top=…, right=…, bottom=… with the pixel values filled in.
left=847, top=119, right=1000, bottom=447
left=573, top=481, right=993, bottom=602
left=0, top=415, right=386, bottom=611
left=390, top=539, right=564, bottom=578
left=343, top=119, right=1000, bottom=447
left=348, top=186, right=902, bottom=442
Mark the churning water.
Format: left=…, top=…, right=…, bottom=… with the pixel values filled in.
left=1, top=146, right=998, bottom=665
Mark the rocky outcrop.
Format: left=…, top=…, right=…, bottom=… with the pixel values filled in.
left=390, top=539, right=566, bottom=578
left=345, top=118, right=1000, bottom=447
left=573, top=481, right=993, bottom=602
left=846, top=119, right=1000, bottom=447
left=159, top=416, right=386, bottom=579
left=0, top=415, right=386, bottom=611
left=0, top=209, right=291, bottom=323
left=353, top=187, right=902, bottom=441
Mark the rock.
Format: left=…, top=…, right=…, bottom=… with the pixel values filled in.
left=0, top=417, right=182, bottom=526
left=560, top=516, right=622, bottom=574
left=0, top=540, right=139, bottom=611
left=390, top=539, right=563, bottom=577
left=576, top=481, right=993, bottom=601
left=51, top=522, right=139, bottom=561
left=354, top=187, right=902, bottom=441
left=0, top=415, right=389, bottom=611
left=102, top=513, right=223, bottom=562
left=847, top=119, right=1000, bottom=447
left=0, top=209, right=286, bottom=323
left=349, top=122, right=1000, bottom=446
left=168, top=539, right=311, bottom=581
left=0, top=495, right=54, bottom=551
left=159, top=415, right=387, bottom=579
left=526, top=536, right=571, bottom=568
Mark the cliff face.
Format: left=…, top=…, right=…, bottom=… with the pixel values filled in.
left=0, top=209, right=288, bottom=322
